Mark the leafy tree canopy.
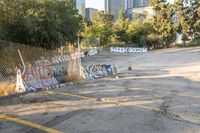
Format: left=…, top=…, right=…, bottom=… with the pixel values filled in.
left=151, top=0, right=176, bottom=46
left=113, top=9, right=129, bottom=43
left=0, top=0, right=83, bottom=49
left=175, top=0, right=200, bottom=42
left=82, top=11, right=114, bottom=47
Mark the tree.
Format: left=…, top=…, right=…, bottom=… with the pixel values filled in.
left=151, top=0, right=176, bottom=47
left=113, top=9, right=129, bottom=43
left=126, top=20, right=154, bottom=48
left=0, top=0, right=83, bottom=49
left=132, top=11, right=148, bottom=21
left=83, top=11, right=114, bottom=47
left=175, top=0, right=200, bottom=42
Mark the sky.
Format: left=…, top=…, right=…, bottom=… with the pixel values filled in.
left=85, top=0, right=105, bottom=11
left=85, top=0, right=175, bottom=11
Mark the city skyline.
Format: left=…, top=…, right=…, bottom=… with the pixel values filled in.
left=85, top=0, right=175, bottom=11
left=105, top=0, right=126, bottom=20
left=85, top=0, right=104, bottom=11
left=76, top=0, right=86, bottom=17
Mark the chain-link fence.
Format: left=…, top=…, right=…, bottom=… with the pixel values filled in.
left=0, top=41, right=116, bottom=96
left=0, top=42, right=82, bottom=96
left=0, top=44, right=17, bottom=83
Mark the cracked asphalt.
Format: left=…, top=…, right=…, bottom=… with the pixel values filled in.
left=0, top=47, right=200, bottom=133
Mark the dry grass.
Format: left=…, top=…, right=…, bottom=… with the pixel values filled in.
left=0, top=42, right=58, bottom=65
left=0, top=83, right=16, bottom=96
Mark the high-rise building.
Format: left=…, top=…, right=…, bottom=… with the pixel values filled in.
left=126, top=0, right=176, bottom=20
left=86, top=8, right=98, bottom=21
left=127, top=0, right=150, bottom=8
left=125, top=0, right=151, bottom=20
left=105, top=0, right=126, bottom=20
left=73, top=0, right=76, bottom=6
left=76, top=0, right=86, bottom=17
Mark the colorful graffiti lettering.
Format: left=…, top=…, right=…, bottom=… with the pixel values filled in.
left=82, top=64, right=116, bottom=79
left=52, top=53, right=85, bottom=65
left=52, top=66, right=67, bottom=77
left=22, top=67, right=58, bottom=90
left=52, top=55, right=70, bottom=64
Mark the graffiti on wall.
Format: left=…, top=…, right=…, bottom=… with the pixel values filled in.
left=17, top=63, right=116, bottom=91
left=87, top=49, right=98, bottom=56
left=52, top=55, right=70, bottom=64
left=35, top=59, right=51, bottom=66
left=109, top=47, right=147, bottom=53
left=52, top=66, right=67, bottom=77
left=52, top=52, right=85, bottom=64
left=16, top=51, right=102, bottom=92
left=22, top=67, right=58, bottom=90
left=82, top=64, right=116, bottom=79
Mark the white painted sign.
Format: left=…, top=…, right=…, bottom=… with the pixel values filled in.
left=109, top=47, right=147, bottom=53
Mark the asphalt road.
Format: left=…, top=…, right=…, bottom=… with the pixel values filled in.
left=0, top=47, right=200, bottom=133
